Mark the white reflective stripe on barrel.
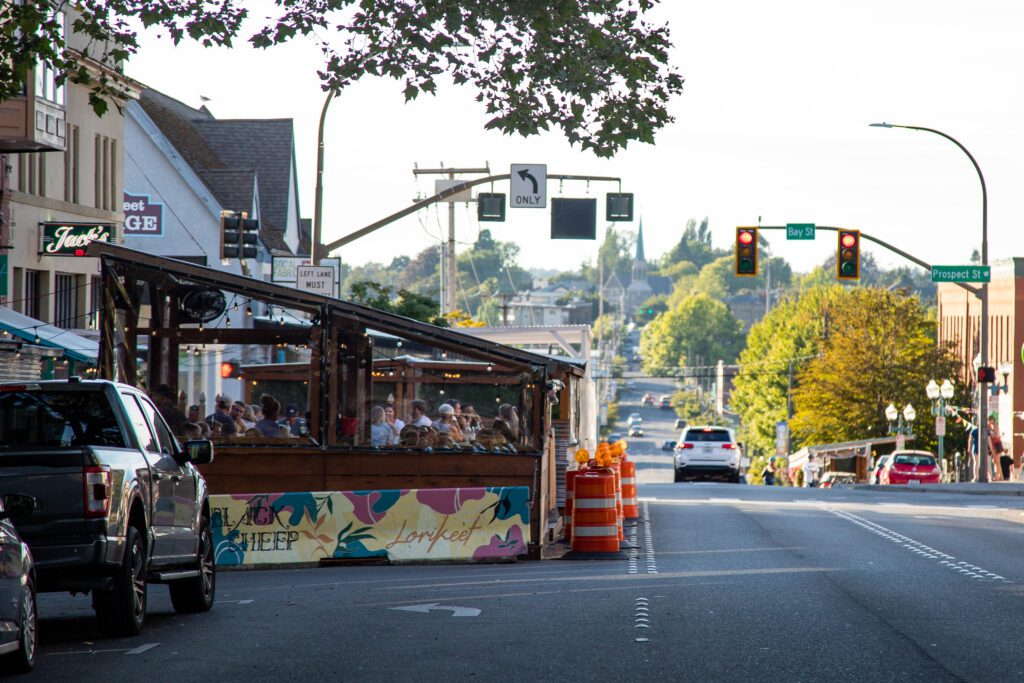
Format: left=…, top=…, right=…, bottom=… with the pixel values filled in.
left=574, top=498, right=617, bottom=509
left=622, top=477, right=636, bottom=485
left=572, top=526, right=619, bottom=536
left=622, top=497, right=637, bottom=505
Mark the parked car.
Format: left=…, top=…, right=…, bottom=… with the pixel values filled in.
left=642, top=393, right=655, bottom=406
left=0, top=493, right=37, bottom=673
left=628, top=425, right=644, bottom=437
left=0, top=378, right=217, bottom=637
left=881, top=451, right=942, bottom=485
left=674, top=426, right=742, bottom=483
left=871, top=454, right=893, bottom=484
left=627, top=413, right=643, bottom=426
left=674, top=419, right=687, bottom=430
left=660, top=440, right=677, bottom=452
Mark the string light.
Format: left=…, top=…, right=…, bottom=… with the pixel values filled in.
left=246, top=305, right=253, bottom=317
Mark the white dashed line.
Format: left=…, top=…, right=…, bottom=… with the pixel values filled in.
left=829, top=508, right=1008, bottom=583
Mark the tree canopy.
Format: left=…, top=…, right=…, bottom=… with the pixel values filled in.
left=640, top=293, right=744, bottom=375
left=4, top=0, right=684, bottom=156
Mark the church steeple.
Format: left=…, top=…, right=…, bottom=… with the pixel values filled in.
left=632, top=221, right=647, bottom=283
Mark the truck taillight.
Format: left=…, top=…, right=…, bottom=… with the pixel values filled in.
left=722, top=443, right=736, bottom=449
left=84, top=465, right=111, bottom=518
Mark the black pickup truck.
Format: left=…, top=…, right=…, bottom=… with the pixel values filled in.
left=0, top=378, right=215, bottom=636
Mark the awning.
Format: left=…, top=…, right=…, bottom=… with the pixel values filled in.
left=0, top=307, right=99, bottom=364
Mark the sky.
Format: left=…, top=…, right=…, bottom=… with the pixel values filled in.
left=125, top=0, right=1024, bottom=276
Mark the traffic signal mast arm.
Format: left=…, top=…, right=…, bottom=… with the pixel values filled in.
left=320, top=173, right=623, bottom=253
left=757, top=225, right=982, bottom=297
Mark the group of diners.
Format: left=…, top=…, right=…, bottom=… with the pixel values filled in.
left=369, top=398, right=521, bottom=452
left=153, top=385, right=308, bottom=441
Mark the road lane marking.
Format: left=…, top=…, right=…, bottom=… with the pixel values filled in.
left=126, top=643, right=160, bottom=655
left=390, top=603, right=481, bottom=617
left=829, top=508, right=1009, bottom=583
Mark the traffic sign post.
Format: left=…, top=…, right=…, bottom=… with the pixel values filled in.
left=510, top=164, right=547, bottom=208
left=786, top=223, right=815, bottom=240
left=931, top=265, right=990, bottom=283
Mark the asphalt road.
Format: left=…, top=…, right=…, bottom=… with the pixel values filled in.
left=617, top=373, right=684, bottom=484
left=19, top=380, right=1024, bottom=681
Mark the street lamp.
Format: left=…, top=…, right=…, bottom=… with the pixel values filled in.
left=927, top=378, right=956, bottom=479
left=312, top=88, right=339, bottom=264
left=870, top=122, right=989, bottom=482
left=885, top=402, right=915, bottom=439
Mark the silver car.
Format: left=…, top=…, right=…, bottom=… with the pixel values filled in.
left=0, top=494, right=37, bottom=673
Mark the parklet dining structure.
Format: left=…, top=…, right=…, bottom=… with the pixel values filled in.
left=88, top=242, right=586, bottom=562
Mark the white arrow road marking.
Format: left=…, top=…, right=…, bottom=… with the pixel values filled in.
left=390, top=603, right=481, bottom=617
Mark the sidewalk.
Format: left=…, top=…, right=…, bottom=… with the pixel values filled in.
left=855, top=481, right=1024, bottom=498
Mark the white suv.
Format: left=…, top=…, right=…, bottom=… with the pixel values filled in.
left=674, top=426, right=742, bottom=483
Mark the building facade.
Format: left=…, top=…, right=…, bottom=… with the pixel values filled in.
left=937, top=258, right=1023, bottom=467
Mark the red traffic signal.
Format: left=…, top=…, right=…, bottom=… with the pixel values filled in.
left=220, top=361, right=241, bottom=379
left=837, top=229, right=860, bottom=281
left=734, top=227, right=758, bottom=277
left=977, top=366, right=996, bottom=383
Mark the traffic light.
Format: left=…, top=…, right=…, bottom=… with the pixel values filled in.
left=734, top=227, right=758, bottom=276
left=221, top=212, right=259, bottom=260
left=977, top=366, right=996, bottom=383
left=837, top=229, right=860, bottom=281
left=219, top=361, right=241, bottom=379
left=477, top=193, right=506, bottom=222
left=606, top=193, right=634, bottom=221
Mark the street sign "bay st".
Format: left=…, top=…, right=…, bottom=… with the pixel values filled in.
left=930, top=265, right=991, bottom=283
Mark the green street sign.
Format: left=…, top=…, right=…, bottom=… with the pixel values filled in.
left=930, top=265, right=990, bottom=283
left=786, top=223, right=815, bottom=240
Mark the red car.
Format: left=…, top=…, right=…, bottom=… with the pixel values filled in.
left=881, top=451, right=942, bottom=485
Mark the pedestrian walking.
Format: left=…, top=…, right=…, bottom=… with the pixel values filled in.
left=988, top=416, right=1011, bottom=482
left=803, top=454, right=820, bottom=488
left=763, top=456, right=777, bottom=486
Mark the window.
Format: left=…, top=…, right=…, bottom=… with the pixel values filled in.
left=122, top=394, right=158, bottom=453
left=23, top=270, right=41, bottom=320
left=54, top=272, right=78, bottom=327
left=64, top=124, right=79, bottom=203
left=90, top=276, right=102, bottom=329
left=683, top=429, right=731, bottom=442
left=33, top=10, right=64, bottom=105
left=138, top=396, right=176, bottom=456
left=94, top=134, right=116, bottom=211
left=0, top=388, right=124, bottom=450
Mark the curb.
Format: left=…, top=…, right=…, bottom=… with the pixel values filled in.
left=854, top=484, right=1024, bottom=498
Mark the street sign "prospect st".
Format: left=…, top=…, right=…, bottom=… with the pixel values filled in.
left=930, top=265, right=991, bottom=283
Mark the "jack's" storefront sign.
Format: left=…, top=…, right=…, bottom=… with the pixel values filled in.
left=39, top=222, right=115, bottom=256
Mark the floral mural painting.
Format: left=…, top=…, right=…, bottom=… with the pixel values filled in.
left=209, top=487, right=530, bottom=567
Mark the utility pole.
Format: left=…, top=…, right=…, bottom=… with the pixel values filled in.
left=412, top=164, right=489, bottom=315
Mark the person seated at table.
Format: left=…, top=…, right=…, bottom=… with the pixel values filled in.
left=435, top=434, right=458, bottom=450
left=370, top=406, right=396, bottom=447
left=492, top=418, right=514, bottom=445
left=433, top=404, right=464, bottom=442
left=179, top=422, right=203, bottom=440
left=243, top=427, right=262, bottom=438
left=206, top=397, right=238, bottom=436
left=408, top=399, right=433, bottom=427
left=398, top=425, right=421, bottom=448
left=255, top=394, right=282, bottom=436
left=497, top=404, right=520, bottom=441
left=234, top=401, right=256, bottom=430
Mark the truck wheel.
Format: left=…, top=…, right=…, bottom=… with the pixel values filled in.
left=95, top=525, right=147, bottom=636
left=169, top=517, right=216, bottom=613
left=1, top=577, right=37, bottom=672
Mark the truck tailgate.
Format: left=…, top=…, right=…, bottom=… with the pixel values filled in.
left=0, top=448, right=88, bottom=543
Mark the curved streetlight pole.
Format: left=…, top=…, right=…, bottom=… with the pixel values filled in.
left=312, top=88, right=338, bottom=264
left=870, top=122, right=989, bottom=482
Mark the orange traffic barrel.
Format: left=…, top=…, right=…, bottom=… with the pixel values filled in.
left=565, top=469, right=580, bottom=543
left=570, top=469, right=620, bottom=553
left=610, top=461, right=624, bottom=541
left=621, top=460, right=639, bottom=519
